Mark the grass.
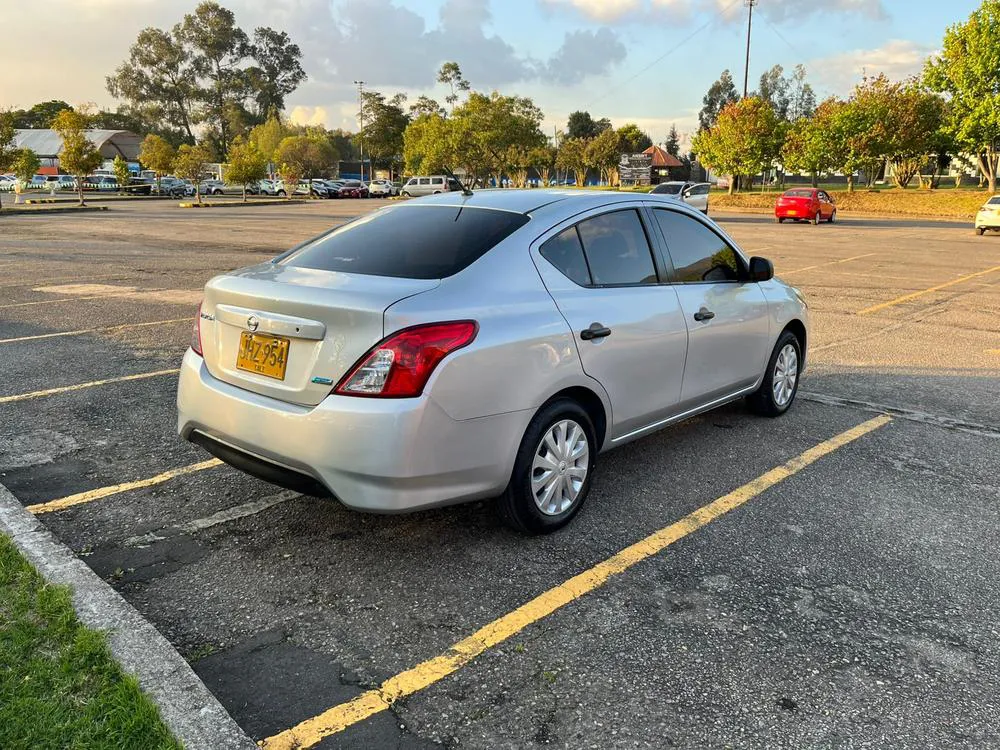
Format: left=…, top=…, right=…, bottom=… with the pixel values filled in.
left=0, top=534, right=181, bottom=750
left=711, top=187, right=992, bottom=219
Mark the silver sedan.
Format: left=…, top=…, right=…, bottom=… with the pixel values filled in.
left=177, top=190, right=808, bottom=533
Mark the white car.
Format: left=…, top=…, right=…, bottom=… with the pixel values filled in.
left=368, top=179, right=395, bottom=197
left=256, top=179, right=279, bottom=196
left=975, top=196, right=1000, bottom=235
left=0, top=175, right=17, bottom=191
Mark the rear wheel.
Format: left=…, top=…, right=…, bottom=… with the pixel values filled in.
left=747, top=331, right=802, bottom=417
left=812, top=211, right=821, bottom=225
left=497, top=399, right=596, bottom=534
left=277, top=190, right=286, bottom=197
left=401, top=190, right=410, bottom=197
left=777, top=217, right=784, bottom=224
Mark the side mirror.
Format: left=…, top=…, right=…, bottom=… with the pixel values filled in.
left=682, top=188, right=692, bottom=198
left=749, top=256, right=774, bottom=282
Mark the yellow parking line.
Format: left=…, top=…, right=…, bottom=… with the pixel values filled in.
left=0, top=291, right=156, bottom=310
left=857, top=264, right=1000, bottom=315
left=781, top=253, right=875, bottom=275
left=0, top=318, right=189, bottom=344
left=987, top=349, right=1000, bottom=355
left=27, top=459, right=223, bottom=515
left=0, top=369, right=180, bottom=404
left=261, top=414, right=893, bottom=750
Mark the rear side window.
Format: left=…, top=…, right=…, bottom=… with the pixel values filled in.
left=651, top=183, right=682, bottom=195
left=282, top=206, right=529, bottom=279
left=419, top=178, right=430, bottom=185
left=431, top=177, right=443, bottom=185
left=540, top=227, right=591, bottom=286
left=785, top=189, right=814, bottom=198
left=576, top=210, right=657, bottom=286
left=653, top=209, right=741, bottom=283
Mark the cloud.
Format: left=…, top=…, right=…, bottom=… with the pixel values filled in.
left=545, top=28, right=627, bottom=85
left=808, top=39, right=933, bottom=95
left=541, top=0, right=690, bottom=23
left=542, top=0, right=885, bottom=25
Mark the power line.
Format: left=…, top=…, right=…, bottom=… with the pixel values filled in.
left=584, top=0, right=744, bottom=110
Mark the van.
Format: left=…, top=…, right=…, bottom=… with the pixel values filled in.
left=400, top=175, right=462, bottom=197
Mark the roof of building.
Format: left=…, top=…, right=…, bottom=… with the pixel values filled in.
left=643, top=145, right=683, bottom=168
left=13, top=129, right=143, bottom=159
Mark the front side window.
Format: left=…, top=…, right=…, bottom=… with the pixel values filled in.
left=576, top=210, right=658, bottom=286
left=539, top=227, right=591, bottom=286
left=653, top=209, right=741, bottom=283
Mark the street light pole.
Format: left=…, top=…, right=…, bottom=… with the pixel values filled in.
left=743, top=0, right=758, bottom=98
left=354, top=80, right=365, bottom=182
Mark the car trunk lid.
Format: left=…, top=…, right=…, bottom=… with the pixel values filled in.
left=200, top=263, right=439, bottom=407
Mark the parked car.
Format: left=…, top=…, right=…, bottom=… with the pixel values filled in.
left=43, top=175, right=78, bottom=191
left=177, top=190, right=807, bottom=534
left=82, top=175, right=119, bottom=192
left=29, top=174, right=48, bottom=190
left=255, top=179, right=279, bottom=196
left=0, top=174, right=17, bottom=191
left=337, top=180, right=369, bottom=198
left=199, top=179, right=225, bottom=196
left=400, top=175, right=462, bottom=197
left=152, top=176, right=190, bottom=197
left=975, top=196, right=1000, bottom=235
left=320, top=180, right=345, bottom=197
left=775, top=188, right=836, bottom=224
left=368, top=179, right=396, bottom=197
left=649, top=181, right=711, bottom=214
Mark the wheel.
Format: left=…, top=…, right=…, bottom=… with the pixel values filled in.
left=977, top=227, right=986, bottom=236
left=496, top=399, right=596, bottom=534
left=401, top=191, right=410, bottom=197
left=277, top=190, right=286, bottom=197
left=812, top=211, right=821, bottom=225
left=747, top=330, right=802, bottom=417
left=777, top=217, right=784, bottom=224
left=828, top=209, right=837, bottom=223
left=433, top=190, right=441, bottom=194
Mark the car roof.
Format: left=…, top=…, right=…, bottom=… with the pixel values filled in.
left=407, top=188, right=696, bottom=215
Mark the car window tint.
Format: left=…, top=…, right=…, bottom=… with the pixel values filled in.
left=576, top=210, right=657, bottom=286
left=431, top=177, right=443, bottom=184
left=283, top=206, right=529, bottom=280
left=989, top=197, right=1000, bottom=205
left=694, top=185, right=710, bottom=196
left=651, top=183, right=682, bottom=195
left=653, top=209, right=741, bottom=283
left=419, top=178, right=430, bottom=185
left=540, top=227, right=591, bottom=286
left=785, top=189, right=814, bottom=198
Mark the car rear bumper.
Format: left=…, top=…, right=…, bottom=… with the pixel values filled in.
left=176, top=350, right=529, bottom=512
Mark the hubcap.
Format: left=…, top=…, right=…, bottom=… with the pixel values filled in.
left=530, top=419, right=589, bottom=516
left=772, top=344, right=799, bottom=407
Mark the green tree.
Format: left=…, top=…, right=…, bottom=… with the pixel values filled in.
left=665, top=125, right=681, bottom=158
left=248, top=114, right=293, bottom=169
left=112, top=154, right=132, bottom=194
left=587, top=128, right=623, bottom=185
left=566, top=111, right=610, bottom=140
left=0, top=111, right=16, bottom=210
left=11, top=149, right=41, bottom=204
left=245, top=27, right=306, bottom=121
left=556, top=137, right=590, bottom=186
left=173, top=142, right=213, bottom=203
left=409, top=96, right=445, bottom=119
left=698, top=70, right=739, bottom=131
left=925, top=0, right=1000, bottom=192
left=273, top=135, right=330, bottom=196
left=403, top=113, right=452, bottom=177
left=139, top=134, right=177, bottom=194
left=11, top=100, right=73, bottom=129
left=52, top=107, right=103, bottom=205
left=528, top=145, right=558, bottom=186
left=355, top=91, right=409, bottom=179
left=692, top=97, right=785, bottom=194
left=437, top=61, right=470, bottom=111
left=326, top=128, right=358, bottom=163
left=225, top=136, right=268, bottom=202
left=617, top=123, right=652, bottom=154
left=782, top=99, right=840, bottom=187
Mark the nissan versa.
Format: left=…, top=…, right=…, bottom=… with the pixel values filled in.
left=177, top=190, right=808, bottom=533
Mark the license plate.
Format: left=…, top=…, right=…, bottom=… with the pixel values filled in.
left=787, top=209, right=798, bottom=216
left=236, top=332, right=290, bottom=380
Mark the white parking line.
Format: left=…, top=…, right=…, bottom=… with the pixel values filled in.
left=781, top=253, right=876, bottom=275
left=0, top=369, right=180, bottom=405
left=0, top=318, right=189, bottom=345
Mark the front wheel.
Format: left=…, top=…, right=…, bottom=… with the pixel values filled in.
left=747, top=331, right=802, bottom=417
left=977, top=227, right=987, bottom=236
left=496, top=399, right=596, bottom=534
left=401, top=191, right=410, bottom=197
left=277, top=190, right=286, bottom=197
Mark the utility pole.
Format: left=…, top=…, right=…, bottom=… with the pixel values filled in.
left=743, top=0, right=758, bottom=98
left=354, top=80, right=365, bottom=182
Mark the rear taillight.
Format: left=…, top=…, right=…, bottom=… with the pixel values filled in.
left=335, top=321, right=478, bottom=398
left=191, top=302, right=203, bottom=356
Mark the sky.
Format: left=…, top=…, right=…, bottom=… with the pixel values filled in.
left=0, top=0, right=983, bottom=148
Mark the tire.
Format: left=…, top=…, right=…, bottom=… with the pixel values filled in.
left=777, top=217, right=784, bottom=224
left=433, top=190, right=441, bottom=194
left=496, top=399, right=596, bottom=534
left=277, top=190, right=286, bottom=197
left=812, top=211, right=821, bottom=225
left=828, top=209, right=837, bottom=223
left=977, top=227, right=986, bottom=236
left=747, top=330, right=802, bottom=418
left=401, top=191, right=410, bottom=197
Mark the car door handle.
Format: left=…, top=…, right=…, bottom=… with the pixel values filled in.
left=580, top=323, right=612, bottom=340
left=693, top=308, right=715, bottom=322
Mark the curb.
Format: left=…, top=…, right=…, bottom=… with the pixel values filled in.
left=0, top=481, right=256, bottom=750
left=178, top=199, right=309, bottom=208
left=0, top=205, right=109, bottom=215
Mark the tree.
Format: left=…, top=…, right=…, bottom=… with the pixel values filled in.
left=665, top=125, right=681, bottom=158
left=692, top=97, right=785, bottom=194
left=409, top=96, right=445, bottom=119
left=326, top=128, right=358, bottom=163
left=52, top=107, right=103, bottom=205
left=403, top=113, right=452, bottom=177
left=273, top=135, right=330, bottom=196
left=587, top=128, right=623, bottom=185
left=225, top=136, right=268, bottom=202
left=782, top=99, right=840, bottom=187
left=106, top=27, right=199, bottom=141
left=698, top=70, right=739, bottom=131
left=757, top=65, right=791, bottom=121
left=355, top=91, right=409, bottom=178
left=556, top=137, right=589, bottom=186
left=174, top=142, right=213, bottom=203
left=617, top=123, right=652, bottom=154
left=11, top=149, right=40, bottom=205
left=0, top=111, right=16, bottom=210
left=925, top=0, right=1000, bottom=192
left=11, top=100, right=73, bottom=129
left=566, top=111, right=611, bottom=140
left=437, top=62, right=470, bottom=111
left=112, top=155, right=132, bottom=194
left=787, top=65, right=817, bottom=121
left=528, top=145, right=558, bottom=187
left=139, top=134, right=176, bottom=194
left=248, top=114, right=293, bottom=170
left=245, top=27, right=306, bottom=120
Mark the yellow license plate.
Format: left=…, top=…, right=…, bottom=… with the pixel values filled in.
left=787, top=209, right=798, bottom=216
left=236, top=332, right=290, bottom=380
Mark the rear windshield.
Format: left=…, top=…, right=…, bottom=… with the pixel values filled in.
left=785, top=189, right=814, bottom=197
left=652, top=183, right=683, bottom=194
left=281, top=205, right=530, bottom=279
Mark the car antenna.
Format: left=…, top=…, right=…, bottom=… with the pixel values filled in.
left=443, top=166, right=473, bottom=197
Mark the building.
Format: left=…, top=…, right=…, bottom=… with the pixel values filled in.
left=619, top=145, right=684, bottom=186
left=12, top=129, right=143, bottom=175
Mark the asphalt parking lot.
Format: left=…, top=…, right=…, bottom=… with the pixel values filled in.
left=2, top=199, right=999, bottom=749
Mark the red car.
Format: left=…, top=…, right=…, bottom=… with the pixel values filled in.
left=775, top=188, right=837, bottom=224
left=337, top=180, right=369, bottom=199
